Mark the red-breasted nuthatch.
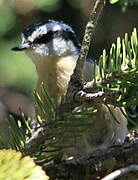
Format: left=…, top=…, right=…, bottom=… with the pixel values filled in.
left=12, top=20, right=128, bottom=156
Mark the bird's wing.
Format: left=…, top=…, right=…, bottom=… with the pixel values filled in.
left=83, top=58, right=98, bottom=82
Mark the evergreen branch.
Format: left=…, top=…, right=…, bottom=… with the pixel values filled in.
left=24, top=126, right=47, bottom=154
left=72, top=0, right=106, bottom=84
left=62, top=28, right=138, bottom=111
left=24, top=109, right=94, bottom=155
left=74, top=90, right=113, bottom=103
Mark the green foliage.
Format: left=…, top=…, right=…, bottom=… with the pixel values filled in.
left=0, top=149, right=49, bottom=180
left=0, top=84, right=96, bottom=163
left=97, top=28, right=138, bottom=106
left=8, top=114, right=31, bottom=151
left=0, top=113, right=32, bottom=151
left=96, top=28, right=138, bottom=126
left=33, top=84, right=96, bottom=163
left=109, top=0, right=138, bottom=11
left=34, top=84, right=56, bottom=122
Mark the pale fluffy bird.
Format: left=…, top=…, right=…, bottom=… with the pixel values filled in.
left=12, top=20, right=128, bottom=156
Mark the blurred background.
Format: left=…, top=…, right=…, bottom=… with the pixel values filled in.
left=0, top=0, right=137, bottom=99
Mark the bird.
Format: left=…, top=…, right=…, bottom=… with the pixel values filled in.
left=12, top=20, right=128, bottom=156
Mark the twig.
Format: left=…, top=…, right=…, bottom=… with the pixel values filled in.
left=71, top=0, right=106, bottom=85
left=101, top=165, right=138, bottom=180
left=25, top=90, right=113, bottom=154
left=24, top=124, right=52, bottom=154
left=25, top=127, right=45, bottom=154
left=66, top=0, right=105, bottom=94
left=74, top=90, right=113, bottom=103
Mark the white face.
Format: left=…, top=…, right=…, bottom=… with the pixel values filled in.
left=18, top=21, right=79, bottom=62
left=24, top=35, right=79, bottom=63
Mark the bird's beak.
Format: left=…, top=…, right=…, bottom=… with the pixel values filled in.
left=11, top=43, right=30, bottom=51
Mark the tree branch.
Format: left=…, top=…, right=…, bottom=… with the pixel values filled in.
left=74, top=90, right=112, bottom=103
left=60, top=0, right=106, bottom=113
left=44, top=139, right=138, bottom=180
left=71, top=0, right=106, bottom=85
left=24, top=124, right=52, bottom=154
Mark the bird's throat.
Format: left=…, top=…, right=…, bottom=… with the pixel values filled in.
left=34, top=55, right=77, bottom=104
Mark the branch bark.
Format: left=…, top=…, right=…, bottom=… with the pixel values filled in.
left=44, top=139, right=138, bottom=180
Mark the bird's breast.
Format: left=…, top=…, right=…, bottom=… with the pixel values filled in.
left=34, top=55, right=78, bottom=104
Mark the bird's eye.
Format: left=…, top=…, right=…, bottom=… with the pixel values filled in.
left=33, top=31, right=53, bottom=44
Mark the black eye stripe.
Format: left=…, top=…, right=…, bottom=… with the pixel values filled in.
left=33, top=30, right=71, bottom=44
left=33, top=31, right=53, bottom=44
left=32, top=30, right=79, bottom=49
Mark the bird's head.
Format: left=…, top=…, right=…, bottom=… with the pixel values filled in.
left=12, top=20, right=80, bottom=62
